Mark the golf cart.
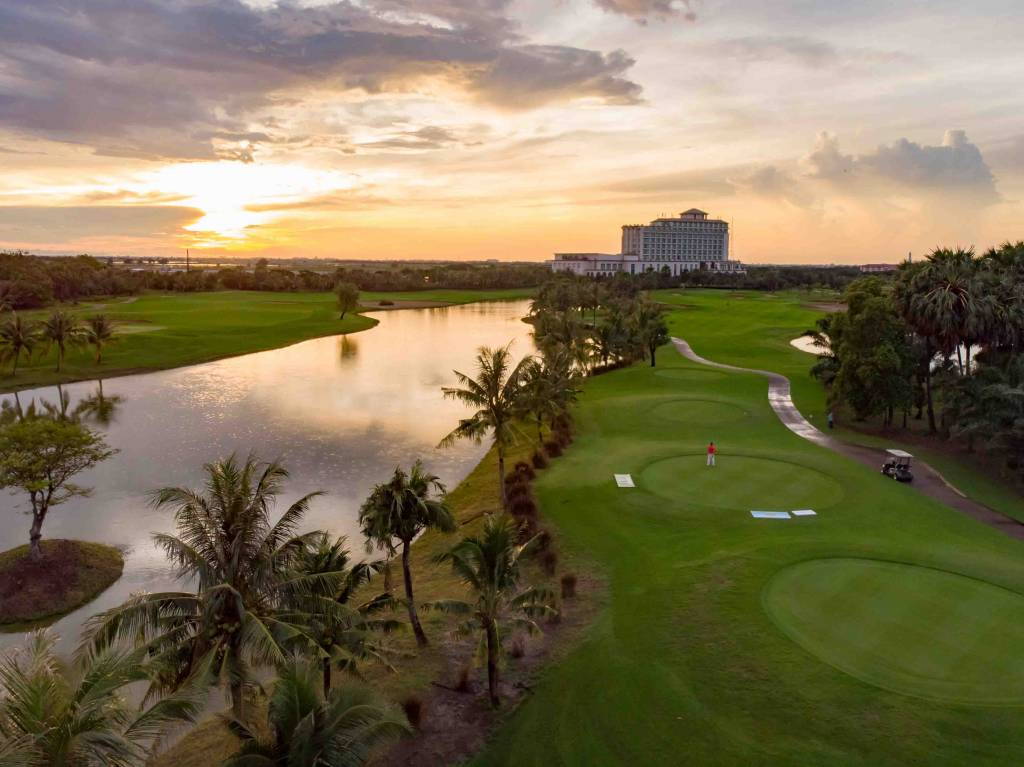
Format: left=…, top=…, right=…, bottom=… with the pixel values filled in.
left=881, top=449, right=914, bottom=483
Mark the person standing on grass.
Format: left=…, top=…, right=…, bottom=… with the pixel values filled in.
left=706, top=441, right=716, bottom=467
left=827, top=410, right=835, bottom=429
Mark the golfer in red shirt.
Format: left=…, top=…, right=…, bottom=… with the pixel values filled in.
left=706, top=441, right=716, bottom=467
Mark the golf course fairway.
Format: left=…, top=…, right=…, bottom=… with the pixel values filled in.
left=472, top=290, right=1024, bottom=766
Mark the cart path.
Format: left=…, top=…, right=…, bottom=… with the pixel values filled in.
left=672, top=337, right=1024, bottom=541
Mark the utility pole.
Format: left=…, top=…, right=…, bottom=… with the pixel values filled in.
left=186, top=248, right=190, bottom=273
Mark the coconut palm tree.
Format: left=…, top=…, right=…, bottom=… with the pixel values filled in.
left=40, top=310, right=81, bottom=372
left=358, top=462, right=455, bottom=649
left=224, top=657, right=409, bottom=767
left=83, top=314, right=116, bottom=365
left=428, top=515, right=556, bottom=708
left=0, top=315, right=37, bottom=376
left=633, top=300, right=670, bottom=367
left=0, top=631, right=201, bottom=767
left=517, top=359, right=560, bottom=449
left=84, top=455, right=326, bottom=720
left=439, top=344, right=532, bottom=509
left=285, top=534, right=399, bottom=693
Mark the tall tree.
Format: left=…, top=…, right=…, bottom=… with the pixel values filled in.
left=429, top=515, right=556, bottom=708
left=40, top=310, right=81, bottom=373
left=286, top=534, right=398, bottom=693
left=0, top=418, right=115, bottom=560
left=224, top=657, right=409, bottom=767
left=439, top=344, right=532, bottom=509
left=634, top=300, right=670, bottom=367
left=84, top=455, right=324, bottom=720
left=334, top=282, right=360, bottom=320
left=83, top=314, right=116, bottom=365
left=0, top=314, right=38, bottom=376
left=0, top=631, right=201, bottom=767
left=358, top=461, right=455, bottom=648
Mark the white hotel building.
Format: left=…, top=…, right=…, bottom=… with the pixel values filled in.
left=549, top=208, right=744, bottom=277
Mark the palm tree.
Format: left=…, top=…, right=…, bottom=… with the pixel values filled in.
left=440, top=344, right=532, bottom=509
left=634, top=300, right=670, bottom=367
left=0, top=631, right=201, bottom=767
left=286, top=534, right=398, bottom=693
left=517, top=359, right=560, bottom=449
left=0, top=315, right=37, bottom=376
left=429, top=515, right=556, bottom=708
left=84, top=455, right=326, bottom=720
left=224, top=657, right=409, bottom=767
left=358, top=462, right=455, bottom=649
left=83, top=314, right=116, bottom=365
left=40, top=310, right=81, bottom=372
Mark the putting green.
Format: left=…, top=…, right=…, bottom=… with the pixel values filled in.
left=647, top=398, right=749, bottom=425
left=764, top=558, right=1024, bottom=705
left=640, top=454, right=843, bottom=510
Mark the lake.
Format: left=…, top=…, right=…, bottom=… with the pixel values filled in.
left=0, top=300, right=534, bottom=651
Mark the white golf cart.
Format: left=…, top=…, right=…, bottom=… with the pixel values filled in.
left=881, top=449, right=914, bottom=483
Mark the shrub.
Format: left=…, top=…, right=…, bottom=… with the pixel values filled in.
left=543, top=440, right=562, bottom=458
left=379, top=299, right=395, bottom=306
left=506, top=482, right=533, bottom=503
left=402, top=695, right=424, bottom=728
left=455, top=663, right=473, bottom=693
left=540, top=549, right=558, bottom=576
left=534, top=529, right=552, bottom=552
left=531, top=451, right=549, bottom=469
left=561, top=573, right=577, bottom=599
left=509, top=636, right=526, bottom=659
left=517, top=515, right=538, bottom=541
left=513, top=461, right=536, bottom=480
left=510, top=496, right=538, bottom=518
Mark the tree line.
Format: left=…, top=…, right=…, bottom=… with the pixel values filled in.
left=528, top=274, right=670, bottom=372
left=0, top=251, right=548, bottom=311
left=809, top=242, right=1024, bottom=479
left=0, top=330, right=590, bottom=765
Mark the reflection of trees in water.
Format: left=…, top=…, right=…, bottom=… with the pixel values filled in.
left=0, top=380, right=123, bottom=427
left=338, top=335, right=359, bottom=363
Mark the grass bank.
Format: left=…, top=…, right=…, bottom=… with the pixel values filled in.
left=472, top=290, right=1024, bottom=765
left=0, top=539, right=124, bottom=628
left=1, top=288, right=535, bottom=393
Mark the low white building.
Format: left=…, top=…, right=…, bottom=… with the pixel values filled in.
left=549, top=208, right=744, bottom=277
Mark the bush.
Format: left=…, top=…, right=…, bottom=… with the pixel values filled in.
left=543, top=440, right=563, bottom=458
left=540, top=549, right=558, bottom=576
left=531, top=451, right=548, bottom=469
left=510, top=496, right=538, bottom=518
left=561, top=573, right=577, bottom=599
left=401, top=695, right=424, bottom=728
left=513, top=461, right=536, bottom=480
left=534, top=529, right=552, bottom=551
left=506, top=482, right=533, bottom=503
left=517, top=515, right=538, bottom=541
left=509, top=636, right=526, bottom=659
left=455, top=663, right=473, bottom=693
left=379, top=299, right=395, bottom=306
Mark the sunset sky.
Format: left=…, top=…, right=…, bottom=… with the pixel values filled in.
left=1, top=0, right=1022, bottom=263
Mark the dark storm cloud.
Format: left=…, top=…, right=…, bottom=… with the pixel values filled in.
left=0, top=0, right=642, bottom=161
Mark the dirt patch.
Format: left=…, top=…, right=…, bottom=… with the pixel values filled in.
left=375, top=569, right=606, bottom=766
left=0, top=539, right=124, bottom=626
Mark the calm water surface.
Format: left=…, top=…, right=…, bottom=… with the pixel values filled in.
left=0, top=300, right=534, bottom=651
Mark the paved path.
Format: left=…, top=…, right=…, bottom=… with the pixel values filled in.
left=672, top=337, right=1024, bottom=541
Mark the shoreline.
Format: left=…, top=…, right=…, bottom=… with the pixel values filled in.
left=0, top=292, right=532, bottom=395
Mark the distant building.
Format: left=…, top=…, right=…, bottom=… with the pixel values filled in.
left=859, top=263, right=898, bottom=273
left=549, top=208, right=744, bottom=277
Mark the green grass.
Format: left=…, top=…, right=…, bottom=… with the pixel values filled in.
left=764, top=557, right=1024, bottom=705
left=471, top=289, right=1024, bottom=766
left=0, top=288, right=534, bottom=392
left=0, top=539, right=124, bottom=627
